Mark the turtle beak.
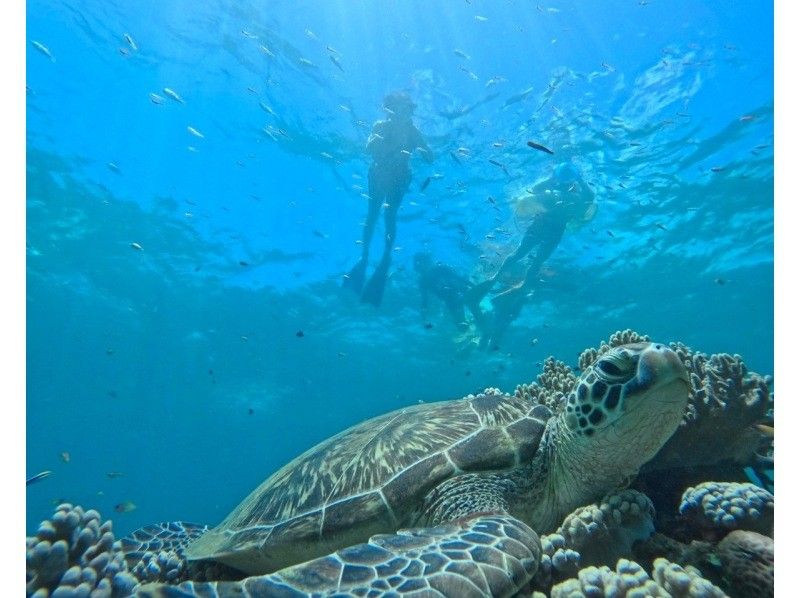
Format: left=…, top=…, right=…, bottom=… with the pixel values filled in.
left=636, top=343, right=689, bottom=394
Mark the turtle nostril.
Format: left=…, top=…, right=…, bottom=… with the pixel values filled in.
left=655, top=344, right=662, bottom=350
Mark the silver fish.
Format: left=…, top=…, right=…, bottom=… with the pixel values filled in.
left=163, top=88, right=184, bottom=104
left=26, top=471, right=53, bottom=486
left=31, top=41, right=54, bottom=62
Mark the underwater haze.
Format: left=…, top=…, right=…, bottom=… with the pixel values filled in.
left=27, top=0, right=773, bottom=543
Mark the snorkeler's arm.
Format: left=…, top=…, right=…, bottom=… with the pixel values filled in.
left=366, top=121, right=387, bottom=156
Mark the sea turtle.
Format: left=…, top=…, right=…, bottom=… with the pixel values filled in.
left=126, top=342, right=689, bottom=597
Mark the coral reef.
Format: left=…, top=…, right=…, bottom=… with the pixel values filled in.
left=716, top=530, right=773, bottom=598
left=26, top=503, right=138, bottom=598
left=646, top=342, right=772, bottom=472
left=514, top=356, right=576, bottom=412
left=679, top=481, right=773, bottom=538
left=577, top=329, right=652, bottom=371
left=556, top=490, right=656, bottom=567
left=26, top=333, right=773, bottom=597
left=530, top=532, right=581, bottom=593
left=550, top=558, right=726, bottom=598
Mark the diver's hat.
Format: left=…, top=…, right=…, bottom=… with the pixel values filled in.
left=383, top=92, right=416, bottom=115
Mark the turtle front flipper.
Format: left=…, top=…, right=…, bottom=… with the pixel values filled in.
left=122, top=522, right=211, bottom=583
left=123, top=522, right=210, bottom=555
left=135, top=513, right=541, bottom=597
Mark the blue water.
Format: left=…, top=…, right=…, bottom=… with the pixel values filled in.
left=26, top=0, right=773, bottom=537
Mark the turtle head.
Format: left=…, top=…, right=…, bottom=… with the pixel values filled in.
left=561, top=342, right=689, bottom=464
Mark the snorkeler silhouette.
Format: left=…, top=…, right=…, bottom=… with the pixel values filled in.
left=414, top=252, right=487, bottom=331
left=469, top=163, right=596, bottom=348
left=343, top=92, right=433, bottom=306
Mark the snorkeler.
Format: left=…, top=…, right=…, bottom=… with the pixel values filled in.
left=414, top=252, right=487, bottom=331
left=470, top=162, right=596, bottom=348
left=343, top=92, right=434, bottom=306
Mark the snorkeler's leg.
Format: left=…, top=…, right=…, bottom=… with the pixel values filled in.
left=483, top=287, right=528, bottom=349
left=343, top=196, right=381, bottom=293
left=361, top=183, right=405, bottom=306
left=466, top=228, right=538, bottom=304
left=444, top=297, right=469, bottom=329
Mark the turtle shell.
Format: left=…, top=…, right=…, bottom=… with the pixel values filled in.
left=186, top=392, right=551, bottom=575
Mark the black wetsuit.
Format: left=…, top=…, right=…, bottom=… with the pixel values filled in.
left=419, top=264, right=472, bottom=326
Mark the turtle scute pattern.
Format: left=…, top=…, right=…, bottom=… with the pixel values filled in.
left=192, top=391, right=549, bottom=552
left=134, top=514, right=541, bottom=598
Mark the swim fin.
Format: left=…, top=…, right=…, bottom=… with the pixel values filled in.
left=343, top=258, right=368, bottom=294
left=361, top=258, right=391, bottom=307
left=465, top=278, right=496, bottom=305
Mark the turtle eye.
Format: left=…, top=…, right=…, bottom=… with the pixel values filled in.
left=594, top=351, right=636, bottom=382
left=598, top=360, right=623, bottom=376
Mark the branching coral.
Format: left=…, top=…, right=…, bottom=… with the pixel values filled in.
left=679, top=481, right=773, bottom=537
left=551, top=558, right=726, bottom=598
left=26, top=503, right=138, bottom=598
left=646, top=342, right=772, bottom=471
left=556, top=490, right=656, bottom=568
left=514, top=356, right=576, bottom=412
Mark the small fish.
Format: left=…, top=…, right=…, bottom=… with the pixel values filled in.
left=60, top=452, right=70, bottom=464
left=710, top=166, right=725, bottom=173
left=326, top=45, right=340, bottom=55
left=329, top=55, right=344, bottom=72
left=420, top=177, right=431, bottom=191
left=305, top=29, right=319, bottom=41
left=123, top=33, right=138, bottom=51
left=320, top=152, right=334, bottom=159
left=26, top=471, right=53, bottom=486
left=755, top=424, right=774, bottom=437
left=259, top=44, right=275, bottom=57
left=107, top=162, right=121, bottom=174
left=187, top=126, right=204, bottom=139
left=241, top=30, right=259, bottom=39
left=714, top=277, right=727, bottom=286
left=106, top=471, right=125, bottom=479
left=423, top=322, right=433, bottom=329
left=130, top=242, right=143, bottom=251
left=527, top=141, right=554, bottom=154
left=655, top=223, right=668, bottom=231
left=149, top=93, right=166, bottom=105
left=296, top=330, right=305, bottom=338
left=114, top=501, right=137, bottom=513
left=488, top=159, right=509, bottom=175
left=504, top=87, right=534, bottom=106
left=474, top=15, right=488, bottom=21
left=259, top=102, right=275, bottom=116
left=486, top=76, right=506, bottom=87
left=312, top=230, right=327, bottom=239
left=449, top=151, right=462, bottom=164
left=454, top=49, right=470, bottom=60
left=606, top=230, right=615, bottom=238
left=248, top=408, right=255, bottom=415
left=239, top=261, right=249, bottom=267
left=739, top=114, right=755, bottom=122
left=31, top=40, right=55, bottom=61
left=530, top=338, right=539, bottom=345
left=298, top=57, right=315, bottom=67
left=163, top=88, right=184, bottom=103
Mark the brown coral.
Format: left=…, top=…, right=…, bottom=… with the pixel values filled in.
left=646, top=342, right=773, bottom=471
left=715, top=530, right=773, bottom=598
